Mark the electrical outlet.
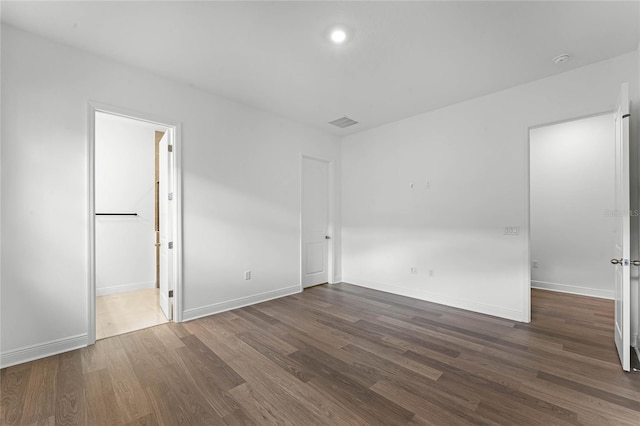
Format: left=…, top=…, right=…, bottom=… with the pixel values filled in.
left=410, top=267, right=418, bottom=274
left=532, top=260, right=539, bottom=269
left=428, top=269, right=434, bottom=277
left=504, top=226, right=520, bottom=235
left=244, top=270, right=251, bottom=280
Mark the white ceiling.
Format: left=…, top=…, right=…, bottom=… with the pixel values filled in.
left=2, top=1, right=639, bottom=135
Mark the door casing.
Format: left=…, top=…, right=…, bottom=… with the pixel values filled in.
left=300, top=155, right=337, bottom=289
left=525, top=111, right=617, bottom=324
left=87, top=102, right=183, bottom=345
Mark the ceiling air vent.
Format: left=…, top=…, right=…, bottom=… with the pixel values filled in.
left=329, top=116, right=359, bottom=128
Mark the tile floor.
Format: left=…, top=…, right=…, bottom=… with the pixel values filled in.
left=96, top=288, right=169, bottom=340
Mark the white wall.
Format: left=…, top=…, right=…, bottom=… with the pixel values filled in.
left=95, top=112, right=162, bottom=295
left=0, top=26, right=341, bottom=367
left=342, top=52, right=639, bottom=322
left=530, top=114, right=615, bottom=299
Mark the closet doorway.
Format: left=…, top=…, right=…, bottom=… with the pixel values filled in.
left=89, top=107, right=180, bottom=341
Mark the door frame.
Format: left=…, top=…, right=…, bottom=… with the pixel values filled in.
left=300, top=154, right=337, bottom=289
left=524, top=110, right=614, bottom=324
left=87, top=102, right=184, bottom=345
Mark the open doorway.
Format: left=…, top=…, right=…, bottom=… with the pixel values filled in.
left=526, top=85, right=636, bottom=372
left=88, top=106, right=181, bottom=343
left=529, top=113, right=615, bottom=299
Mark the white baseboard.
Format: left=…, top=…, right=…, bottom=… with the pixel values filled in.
left=531, top=280, right=614, bottom=300
left=97, top=280, right=156, bottom=296
left=342, top=278, right=525, bottom=322
left=182, top=285, right=301, bottom=322
left=0, top=334, right=87, bottom=369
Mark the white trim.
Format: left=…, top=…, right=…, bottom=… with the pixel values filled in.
left=531, top=281, right=614, bottom=300
left=328, top=159, right=338, bottom=284
left=173, top=123, right=184, bottom=322
left=343, top=278, right=525, bottom=322
left=0, top=334, right=87, bottom=369
left=88, top=101, right=184, bottom=347
left=523, top=126, right=532, bottom=323
left=87, top=105, right=97, bottom=345
left=182, top=285, right=301, bottom=322
left=96, top=281, right=156, bottom=296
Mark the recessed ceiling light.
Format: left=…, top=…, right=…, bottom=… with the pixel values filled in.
left=330, top=28, right=347, bottom=44
left=553, top=54, right=570, bottom=64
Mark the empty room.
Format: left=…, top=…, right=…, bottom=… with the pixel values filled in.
left=1, top=1, right=640, bottom=425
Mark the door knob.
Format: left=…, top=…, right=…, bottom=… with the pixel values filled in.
left=632, top=260, right=640, bottom=266
left=325, top=236, right=331, bottom=239
left=611, top=258, right=623, bottom=265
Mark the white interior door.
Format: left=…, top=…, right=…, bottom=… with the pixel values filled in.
left=302, top=157, right=329, bottom=288
left=158, top=131, right=173, bottom=320
left=612, top=82, right=630, bottom=372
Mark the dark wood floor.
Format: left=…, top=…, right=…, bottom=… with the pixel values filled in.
left=2, top=284, right=639, bottom=425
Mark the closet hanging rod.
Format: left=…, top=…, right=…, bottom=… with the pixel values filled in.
left=95, top=213, right=138, bottom=216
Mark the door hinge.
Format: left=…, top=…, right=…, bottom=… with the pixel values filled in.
left=168, top=241, right=173, bottom=249
left=168, top=145, right=173, bottom=152
left=168, top=290, right=174, bottom=298
left=168, top=192, right=173, bottom=201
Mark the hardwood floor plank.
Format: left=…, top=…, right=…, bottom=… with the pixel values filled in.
left=227, top=383, right=293, bottom=425
left=341, top=342, right=442, bottom=383
left=223, top=338, right=371, bottom=425
left=408, top=315, right=528, bottom=351
left=289, top=349, right=415, bottom=425
left=119, top=333, right=166, bottom=388
left=153, top=361, right=222, bottom=425
left=85, top=368, right=124, bottom=426
left=20, top=356, right=57, bottom=424
left=150, top=323, right=186, bottom=352
left=124, top=412, right=160, bottom=426
left=355, top=318, right=462, bottom=357
left=54, top=351, right=87, bottom=425
left=235, top=332, right=317, bottom=382
left=405, top=349, right=579, bottom=423
left=343, top=339, right=443, bottom=381
left=2, top=285, right=638, bottom=425
left=233, top=305, right=281, bottom=325
left=180, top=334, right=245, bottom=390
left=371, top=379, right=495, bottom=426
left=221, top=408, right=258, bottom=426
left=173, top=344, right=242, bottom=417
left=537, top=370, right=640, bottom=412
left=137, top=328, right=180, bottom=367
left=292, top=343, right=383, bottom=387
left=1, top=362, right=32, bottom=425
left=219, top=312, right=298, bottom=355
left=24, top=416, right=55, bottom=426
left=145, top=380, right=192, bottom=425
left=377, top=314, right=488, bottom=352
left=105, top=348, right=152, bottom=422
left=521, top=377, right=640, bottom=426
